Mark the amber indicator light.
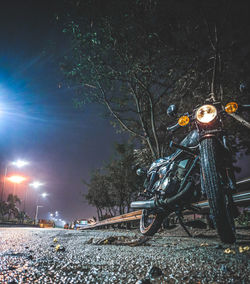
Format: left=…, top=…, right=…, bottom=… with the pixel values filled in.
left=225, top=102, right=238, bottom=113
left=178, top=115, right=190, bottom=126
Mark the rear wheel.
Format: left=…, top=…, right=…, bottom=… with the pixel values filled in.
left=140, top=209, right=164, bottom=236
left=200, top=138, right=236, bottom=244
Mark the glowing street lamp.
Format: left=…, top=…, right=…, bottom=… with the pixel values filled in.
left=7, top=175, right=27, bottom=184
left=1, top=160, right=29, bottom=201
left=6, top=175, right=27, bottom=196
left=30, top=181, right=44, bottom=189
left=11, top=160, right=30, bottom=168
left=35, top=192, right=48, bottom=224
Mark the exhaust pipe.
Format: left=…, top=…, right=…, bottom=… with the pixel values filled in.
left=130, top=181, right=193, bottom=210
left=130, top=199, right=156, bottom=209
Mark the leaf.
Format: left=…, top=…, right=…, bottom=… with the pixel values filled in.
left=239, top=246, right=250, bottom=253
left=224, top=248, right=235, bottom=254
left=55, top=244, right=61, bottom=251
left=200, top=243, right=209, bottom=247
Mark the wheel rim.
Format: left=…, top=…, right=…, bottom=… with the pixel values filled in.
left=142, top=209, right=157, bottom=229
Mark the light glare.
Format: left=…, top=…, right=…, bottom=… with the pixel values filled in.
left=7, top=175, right=27, bottom=184
left=30, top=181, right=44, bottom=188
left=12, top=160, right=29, bottom=168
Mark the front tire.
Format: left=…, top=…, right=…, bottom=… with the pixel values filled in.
left=200, top=138, right=236, bottom=244
left=140, top=209, right=164, bottom=236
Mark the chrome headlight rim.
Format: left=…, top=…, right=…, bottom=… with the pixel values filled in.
left=195, top=104, right=218, bottom=124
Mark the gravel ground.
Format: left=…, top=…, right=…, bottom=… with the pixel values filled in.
left=0, top=226, right=249, bottom=283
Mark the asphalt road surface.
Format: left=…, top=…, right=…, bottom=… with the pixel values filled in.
left=0, top=225, right=249, bottom=283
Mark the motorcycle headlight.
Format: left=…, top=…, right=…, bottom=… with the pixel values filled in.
left=195, top=104, right=217, bottom=124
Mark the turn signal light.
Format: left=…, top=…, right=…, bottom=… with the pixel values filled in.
left=225, top=102, right=238, bottom=113
left=178, top=115, right=190, bottom=126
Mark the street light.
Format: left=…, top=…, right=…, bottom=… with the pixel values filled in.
left=11, top=160, right=29, bottom=168
left=29, top=181, right=44, bottom=189
left=1, top=159, right=30, bottom=201
left=35, top=192, right=48, bottom=224
left=6, top=175, right=27, bottom=184
left=6, top=175, right=27, bottom=196
left=27, top=182, right=44, bottom=212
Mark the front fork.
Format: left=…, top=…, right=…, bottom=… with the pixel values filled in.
left=222, top=135, right=237, bottom=192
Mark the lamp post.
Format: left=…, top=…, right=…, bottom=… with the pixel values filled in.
left=34, top=192, right=48, bottom=224
left=28, top=181, right=44, bottom=213
left=1, top=160, right=29, bottom=201
left=6, top=175, right=27, bottom=195
left=30, top=181, right=44, bottom=189
left=1, top=167, right=8, bottom=201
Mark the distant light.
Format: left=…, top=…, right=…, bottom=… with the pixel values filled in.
left=30, top=181, right=44, bottom=189
left=41, top=192, right=48, bottom=198
left=50, top=213, right=54, bottom=217
left=7, top=175, right=27, bottom=184
left=12, top=160, right=29, bottom=168
left=55, top=211, right=58, bottom=216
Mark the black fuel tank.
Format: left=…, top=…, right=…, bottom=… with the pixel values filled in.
left=180, top=130, right=199, bottom=147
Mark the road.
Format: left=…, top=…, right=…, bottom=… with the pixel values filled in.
left=0, top=226, right=249, bottom=283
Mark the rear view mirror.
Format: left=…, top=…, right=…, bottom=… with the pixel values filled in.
left=167, top=104, right=177, bottom=117
left=136, top=168, right=146, bottom=176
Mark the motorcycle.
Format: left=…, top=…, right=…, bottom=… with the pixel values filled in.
left=131, top=100, right=250, bottom=244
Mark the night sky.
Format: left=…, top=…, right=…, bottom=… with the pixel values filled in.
left=0, top=1, right=249, bottom=224
left=0, top=1, right=125, bottom=222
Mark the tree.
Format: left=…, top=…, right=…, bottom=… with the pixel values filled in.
left=61, top=0, right=250, bottom=162
left=84, top=169, right=116, bottom=220
left=6, top=194, right=21, bottom=220
left=84, top=143, right=143, bottom=218
left=60, top=0, right=204, bottom=159
left=0, top=200, right=8, bottom=220
left=105, top=143, right=142, bottom=214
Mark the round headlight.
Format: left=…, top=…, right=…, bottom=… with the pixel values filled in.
left=195, top=104, right=217, bottom=124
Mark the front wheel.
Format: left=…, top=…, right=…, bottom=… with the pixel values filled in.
left=200, top=138, right=236, bottom=244
left=140, top=209, right=164, bottom=236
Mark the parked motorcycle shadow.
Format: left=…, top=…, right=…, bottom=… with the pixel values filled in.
left=184, top=220, right=207, bottom=229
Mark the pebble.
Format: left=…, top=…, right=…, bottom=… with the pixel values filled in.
left=0, top=227, right=249, bottom=283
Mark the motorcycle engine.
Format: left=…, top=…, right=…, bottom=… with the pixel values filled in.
left=152, top=159, right=189, bottom=198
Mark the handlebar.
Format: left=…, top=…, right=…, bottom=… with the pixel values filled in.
left=167, top=122, right=181, bottom=132
left=241, top=104, right=250, bottom=109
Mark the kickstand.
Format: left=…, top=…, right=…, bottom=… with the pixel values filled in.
left=177, top=213, right=192, bottom=238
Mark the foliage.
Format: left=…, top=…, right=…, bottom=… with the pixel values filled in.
left=84, top=143, right=143, bottom=219
left=235, top=208, right=250, bottom=226
left=0, top=200, right=8, bottom=218
left=0, top=194, right=22, bottom=221
left=60, top=0, right=250, bottom=162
